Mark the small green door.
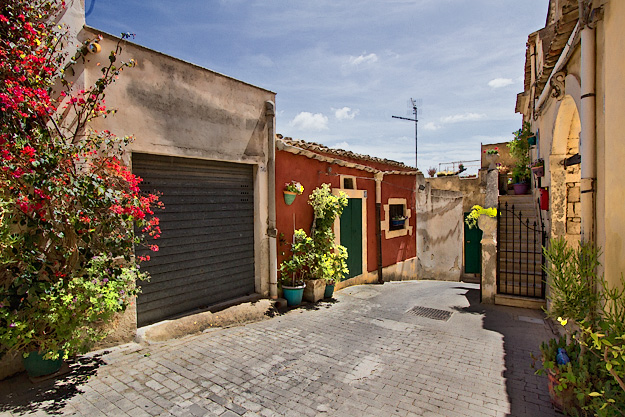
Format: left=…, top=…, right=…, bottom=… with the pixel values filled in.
left=464, top=212, right=483, bottom=274
left=340, top=198, right=363, bottom=279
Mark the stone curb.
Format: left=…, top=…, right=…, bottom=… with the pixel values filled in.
left=135, top=297, right=287, bottom=344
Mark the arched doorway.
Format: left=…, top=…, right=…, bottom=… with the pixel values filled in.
left=549, top=94, right=581, bottom=245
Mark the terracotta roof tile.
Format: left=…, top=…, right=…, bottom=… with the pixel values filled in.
left=276, top=135, right=417, bottom=172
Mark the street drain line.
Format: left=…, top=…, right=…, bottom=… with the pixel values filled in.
left=407, top=306, right=453, bottom=321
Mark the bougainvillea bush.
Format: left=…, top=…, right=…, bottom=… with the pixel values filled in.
left=0, top=0, right=161, bottom=359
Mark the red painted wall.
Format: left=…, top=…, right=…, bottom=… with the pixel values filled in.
left=380, top=173, right=417, bottom=267
left=275, top=149, right=416, bottom=279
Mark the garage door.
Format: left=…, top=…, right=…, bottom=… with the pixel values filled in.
left=133, top=153, right=255, bottom=327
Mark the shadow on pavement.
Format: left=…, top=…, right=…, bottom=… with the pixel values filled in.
left=452, top=285, right=560, bottom=417
left=0, top=353, right=106, bottom=415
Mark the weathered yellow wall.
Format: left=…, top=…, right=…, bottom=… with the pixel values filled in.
left=601, top=0, right=625, bottom=289
left=417, top=185, right=464, bottom=281
left=426, top=172, right=485, bottom=213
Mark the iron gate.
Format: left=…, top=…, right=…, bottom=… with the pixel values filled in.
left=496, top=201, right=547, bottom=299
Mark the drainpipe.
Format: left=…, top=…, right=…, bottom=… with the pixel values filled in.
left=529, top=40, right=536, bottom=120
left=266, top=101, right=278, bottom=299
left=578, top=1, right=596, bottom=244
left=374, top=172, right=384, bottom=284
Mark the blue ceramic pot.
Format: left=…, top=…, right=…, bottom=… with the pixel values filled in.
left=324, top=284, right=335, bottom=298
left=282, top=285, right=305, bottom=306
left=23, top=351, right=63, bottom=377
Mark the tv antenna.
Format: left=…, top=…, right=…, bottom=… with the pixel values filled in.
left=392, top=98, right=421, bottom=170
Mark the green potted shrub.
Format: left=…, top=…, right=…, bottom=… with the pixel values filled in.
left=319, top=245, right=349, bottom=299
left=535, top=238, right=625, bottom=416
left=307, top=184, right=348, bottom=302
left=509, top=123, right=532, bottom=194
left=279, top=229, right=313, bottom=306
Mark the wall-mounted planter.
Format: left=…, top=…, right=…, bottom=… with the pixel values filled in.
left=283, top=191, right=297, bottom=205
left=528, top=136, right=537, bottom=146
left=531, top=166, right=544, bottom=177
left=391, top=218, right=406, bottom=227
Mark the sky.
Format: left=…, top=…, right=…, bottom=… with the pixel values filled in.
left=86, top=0, right=549, bottom=175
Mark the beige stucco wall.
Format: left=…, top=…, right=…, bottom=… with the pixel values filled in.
left=601, top=0, right=625, bottom=289
left=481, top=142, right=515, bottom=170
left=426, top=172, right=486, bottom=212
left=417, top=183, right=464, bottom=281
left=78, top=30, right=275, bottom=305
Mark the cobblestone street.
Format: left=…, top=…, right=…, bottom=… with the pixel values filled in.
left=1, top=281, right=561, bottom=416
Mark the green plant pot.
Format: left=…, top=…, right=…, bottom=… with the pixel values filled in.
left=283, top=191, right=296, bottom=205
left=22, top=351, right=63, bottom=378
left=324, top=283, right=335, bottom=298
left=282, top=285, right=305, bottom=306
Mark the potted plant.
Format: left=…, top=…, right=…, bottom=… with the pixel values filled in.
left=534, top=336, right=581, bottom=414
left=535, top=238, right=625, bottom=416
left=509, top=123, right=532, bottom=194
left=531, top=158, right=544, bottom=177
left=391, top=215, right=406, bottom=227
left=483, top=147, right=500, bottom=169
left=283, top=180, right=304, bottom=205
left=320, top=245, right=349, bottom=299
left=279, top=229, right=313, bottom=306
left=427, top=167, right=437, bottom=178
left=511, top=165, right=530, bottom=194
left=0, top=4, right=161, bottom=378
left=306, top=185, right=348, bottom=302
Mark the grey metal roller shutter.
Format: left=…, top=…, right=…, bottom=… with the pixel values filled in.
left=132, top=153, right=255, bottom=327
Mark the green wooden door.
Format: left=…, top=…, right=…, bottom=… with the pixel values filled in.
left=464, top=212, right=483, bottom=274
left=340, top=198, right=363, bottom=279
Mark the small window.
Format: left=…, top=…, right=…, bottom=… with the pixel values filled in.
left=343, top=177, right=355, bottom=189
left=389, top=204, right=406, bottom=231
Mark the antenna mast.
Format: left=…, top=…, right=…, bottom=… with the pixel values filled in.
left=392, top=98, right=420, bottom=170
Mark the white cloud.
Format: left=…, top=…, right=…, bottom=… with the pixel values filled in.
left=289, top=112, right=329, bottom=131
left=488, top=78, right=515, bottom=88
left=348, top=53, right=378, bottom=66
left=333, top=107, right=359, bottom=121
left=423, top=122, right=441, bottom=131
left=330, top=141, right=351, bottom=150
left=439, top=112, right=486, bottom=124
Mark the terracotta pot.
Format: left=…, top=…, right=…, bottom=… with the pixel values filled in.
left=547, top=370, right=578, bottom=414
left=513, top=183, right=529, bottom=195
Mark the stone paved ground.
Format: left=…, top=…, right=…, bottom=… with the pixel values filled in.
left=0, top=281, right=562, bottom=417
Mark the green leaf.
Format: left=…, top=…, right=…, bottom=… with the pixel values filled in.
left=588, top=392, right=603, bottom=397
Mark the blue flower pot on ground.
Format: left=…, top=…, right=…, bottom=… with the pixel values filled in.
left=282, top=285, right=305, bottom=306
left=324, top=283, right=335, bottom=298
left=23, top=351, right=63, bottom=378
